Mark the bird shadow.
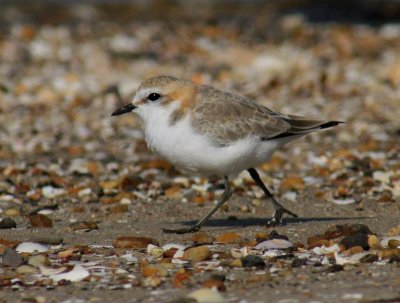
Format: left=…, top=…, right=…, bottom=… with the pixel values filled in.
left=165, top=216, right=371, bottom=229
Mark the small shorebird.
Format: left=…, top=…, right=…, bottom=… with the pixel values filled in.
left=112, top=76, right=342, bottom=234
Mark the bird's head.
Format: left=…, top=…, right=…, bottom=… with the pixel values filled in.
left=111, top=76, right=197, bottom=122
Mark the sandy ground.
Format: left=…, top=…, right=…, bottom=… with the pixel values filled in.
left=1, top=1, right=400, bottom=303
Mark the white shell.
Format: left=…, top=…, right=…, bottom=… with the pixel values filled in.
left=16, top=242, right=48, bottom=253
left=254, top=239, right=293, bottom=250
left=312, top=244, right=340, bottom=255
left=50, top=264, right=89, bottom=282
left=162, top=243, right=186, bottom=251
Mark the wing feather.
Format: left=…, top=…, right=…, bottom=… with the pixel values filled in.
left=191, top=85, right=341, bottom=146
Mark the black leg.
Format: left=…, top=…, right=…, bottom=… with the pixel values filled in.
left=247, top=168, right=298, bottom=226
left=163, top=176, right=232, bottom=234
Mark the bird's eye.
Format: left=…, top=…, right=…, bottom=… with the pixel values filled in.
left=147, top=93, right=161, bottom=102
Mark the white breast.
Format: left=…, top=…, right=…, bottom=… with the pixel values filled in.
left=138, top=103, right=287, bottom=177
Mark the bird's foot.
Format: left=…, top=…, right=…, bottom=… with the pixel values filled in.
left=162, top=225, right=201, bottom=234
left=266, top=207, right=298, bottom=227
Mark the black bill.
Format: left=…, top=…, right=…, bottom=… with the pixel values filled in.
left=111, top=103, right=137, bottom=116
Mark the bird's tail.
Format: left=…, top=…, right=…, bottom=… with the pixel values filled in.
left=268, top=116, right=344, bottom=140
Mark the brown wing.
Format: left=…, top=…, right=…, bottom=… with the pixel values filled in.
left=191, top=85, right=342, bottom=146
left=191, top=86, right=291, bottom=146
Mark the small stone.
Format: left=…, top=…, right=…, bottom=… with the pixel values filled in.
left=110, top=204, right=129, bottom=213
left=326, top=264, right=344, bottom=273
left=99, top=180, right=119, bottom=191
left=267, top=230, right=289, bottom=241
left=17, top=265, right=37, bottom=274
left=142, top=265, right=168, bottom=278
left=291, top=257, right=307, bottom=268
left=142, top=276, right=162, bottom=287
left=0, top=248, right=22, bottom=267
left=325, top=224, right=374, bottom=239
left=348, top=246, right=365, bottom=254
left=215, top=233, right=241, bottom=244
left=388, top=239, right=400, bottom=249
left=141, top=159, right=172, bottom=171
left=41, top=186, right=66, bottom=198
left=280, top=175, right=305, bottom=191
left=0, top=218, right=16, bottom=229
left=203, top=279, right=226, bottom=292
left=340, top=233, right=369, bottom=250
left=183, top=246, right=210, bottom=263
left=360, top=254, right=378, bottom=263
left=191, top=232, right=214, bottom=244
left=119, top=175, right=143, bottom=191
left=29, top=214, right=53, bottom=228
left=4, top=208, right=20, bottom=217
left=377, top=249, right=400, bottom=259
left=229, top=259, right=243, bottom=268
left=388, top=224, right=400, bottom=236
left=28, top=255, right=50, bottom=267
left=164, top=186, right=183, bottom=198
left=31, top=235, right=63, bottom=245
left=67, top=221, right=98, bottom=232
left=368, top=235, right=383, bottom=250
left=172, top=270, right=191, bottom=288
left=113, top=236, right=158, bottom=249
left=187, top=288, right=225, bottom=303
left=241, top=255, right=265, bottom=268
left=58, top=249, right=74, bottom=259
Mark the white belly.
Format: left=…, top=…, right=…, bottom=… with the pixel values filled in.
left=143, top=110, right=285, bottom=177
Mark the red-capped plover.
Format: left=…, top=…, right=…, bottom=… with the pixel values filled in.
left=112, top=76, right=342, bottom=234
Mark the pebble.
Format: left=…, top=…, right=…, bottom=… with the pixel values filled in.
left=113, top=236, right=158, bottom=249
left=110, top=204, right=129, bottom=213
left=388, top=224, right=400, bottom=236
left=368, top=235, right=383, bottom=250
left=360, top=254, right=379, bottom=263
left=4, top=208, right=20, bottom=217
left=340, top=233, right=369, bottom=250
left=388, top=239, right=400, bottom=248
left=215, top=233, right=241, bottom=244
left=191, top=232, right=214, bottom=244
left=29, top=214, right=53, bottom=228
left=183, top=246, right=210, bottom=263
left=142, top=264, right=168, bottom=278
left=267, top=230, right=289, bottom=241
left=203, top=278, right=226, bottom=292
left=142, top=276, right=162, bottom=287
left=381, top=236, right=400, bottom=248
left=31, top=235, right=63, bottom=245
left=187, top=288, right=225, bottom=303
left=28, top=255, right=50, bottom=267
left=67, top=221, right=98, bottom=232
left=41, top=186, right=66, bottom=198
left=0, top=218, right=16, bottom=229
left=229, top=259, right=243, bottom=268
left=377, top=249, right=400, bottom=259
left=0, top=248, right=22, bottom=267
left=17, top=265, right=37, bottom=274
left=241, top=255, right=265, bottom=268
left=325, top=264, right=344, bottom=273
left=279, top=175, right=305, bottom=191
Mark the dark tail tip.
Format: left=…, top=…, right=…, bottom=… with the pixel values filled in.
left=320, top=121, right=345, bottom=129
